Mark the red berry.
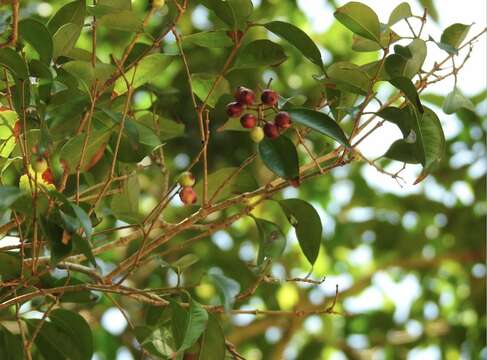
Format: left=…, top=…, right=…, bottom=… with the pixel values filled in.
left=179, top=187, right=197, bottom=205
left=263, top=123, right=279, bottom=139
left=234, top=86, right=255, bottom=106
left=13, top=121, right=22, bottom=138
left=274, top=111, right=292, bottom=129
left=261, top=89, right=278, bottom=106
left=41, top=168, right=54, bottom=184
left=240, top=113, right=257, bottom=129
left=226, top=102, right=244, bottom=117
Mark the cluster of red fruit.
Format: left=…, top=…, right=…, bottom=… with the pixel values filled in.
left=226, top=86, right=292, bottom=142
left=178, top=171, right=197, bottom=205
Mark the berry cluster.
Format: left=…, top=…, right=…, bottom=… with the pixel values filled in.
left=226, top=86, right=292, bottom=143
left=178, top=171, right=197, bottom=205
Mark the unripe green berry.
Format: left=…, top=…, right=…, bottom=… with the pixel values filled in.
left=178, top=171, right=196, bottom=187
left=32, top=158, right=48, bottom=173
left=250, top=126, right=265, bottom=143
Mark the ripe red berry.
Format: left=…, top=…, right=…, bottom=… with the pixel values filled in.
left=263, top=123, right=280, bottom=139
left=240, top=113, right=257, bottom=129
left=179, top=187, right=197, bottom=205
left=226, top=102, right=244, bottom=117
left=261, top=89, right=278, bottom=106
left=274, top=111, right=292, bottom=129
left=234, top=86, right=255, bottom=106
left=41, top=168, right=54, bottom=185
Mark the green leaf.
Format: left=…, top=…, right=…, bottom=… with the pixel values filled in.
left=63, top=60, right=115, bottom=92
left=114, top=53, right=173, bottom=95
left=193, top=167, right=257, bottom=204
left=325, top=61, right=370, bottom=95
left=110, top=172, right=141, bottom=224
left=27, top=308, right=93, bottom=360
left=383, top=139, right=421, bottom=164
left=334, top=2, right=381, bottom=43
left=376, top=106, right=415, bottom=137
left=443, top=88, right=475, bottom=114
left=385, top=39, right=427, bottom=79
left=287, top=108, right=351, bottom=148
left=352, top=28, right=399, bottom=52
left=200, top=0, right=253, bottom=30
left=191, top=73, right=230, bottom=108
left=184, top=31, right=233, bottom=48
left=0, top=48, right=29, bottom=79
left=169, top=254, right=199, bottom=272
left=97, top=10, right=143, bottom=32
left=389, top=77, right=423, bottom=113
left=263, top=21, right=323, bottom=68
left=198, top=314, right=226, bottom=360
left=52, top=23, right=83, bottom=59
left=0, top=326, right=24, bottom=360
left=48, top=0, right=86, bottom=34
left=19, top=19, right=53, bottom=64
left=0, top=253, right=21, bottom=281
left=325, top=88, right=359, bottom=122
left=0, top=186, right=24, bottom=211
left=59, top=128, right=112, bottom=174
left=440, top=23, right=471, bottom=53
left=279, top=199, right=322, bottom=265
left=418, top=0, right=438, bottom=22
left=254, top=217, right=286, bottom=265
left=258, top=136, right=299, bottom=181
left=98, top=0, right=132, bottom=9
left=171, top=299, right=208, bottom=357
left=388, top=2, right=412, bottom=25
left=232, top=40, right=287, bottom=70
left=135, top=326, right=175, bottom=358
left=208, top=269, right=240, bottom=312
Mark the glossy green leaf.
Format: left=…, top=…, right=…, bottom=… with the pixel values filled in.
left=418, top=0, right=438, bottom=21
left=208, top=269, right=240, bottom=312
left=414, top=107, right=445, bottom=177
left=440, top=23, right=471, bottom=53
left=258, top=136, right=299, bottom=181
left=288, top=108, right=350, bottom=147
left=324, top=88, right=359, bottom=122
left=0, top=253, right=21, bottom=281
left=388, top=2, right=412, bottom=25
left=63, top=60, right=115, bottom=92
left=191, top=73, right=230, bottom=108
left=198, top=314, right=226, bottom=360
left=110, top=172, right=141, bottom=224
left=98, top=0, right=131, bottom=9
left=135, top=326, right=175, bottom=358
left=184, top=31, right=233, bottom=48
left=325, top=61, right=370, bottom=95
left=27, top=308, right=93, bottom=360
left=59, top=128, right=112, bottom=174
left=171, top=299, right=208, bottom=357
left=376, top=106, right=415, bottom=137
left=19, top=19, right=53, bottom=64
left=193, top=167, right=257, bottom=204
left=389, top=77, right=423, bottom=113
left=48, top=0, right=86, bottom=34
left=98, top=10, right=143, bottom=32
left=334, top=2, right=381, bottom=42
left=383, top=139, right=421, bottom=164
left=167, top=254, right=199, bottom=272
left=114, top=53, right=173, bottom=94
left=200, top=0, right=253, bottom=30
left=232, top=40, right=287, bottom=70
left=0, top=186, right=24, bottom=211
left=279, top=198, right=322, bottom=265
left=0, top=48, right=29, bottom=79
left=352, top=28, right=400, bottom=52
left=254, top=217, right=287, bottom=265
left=0, top=326, right=24, bottom=360
left=385, top=39, right=427, bottom=79
left=443, top=88, right=475, bottom=114
left=263, top=21, right=323, bottom=68
left=52, top=23, right=83, bottom=59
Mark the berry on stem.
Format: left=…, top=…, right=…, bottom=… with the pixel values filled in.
left=240, top=113, right=257, bottom=129
left=263, top=123, right=280, bottom=139
left=250, top=126, right=265, bottom=143
left=179, top=187, right=197, bottom=205
left=234, top=86, right=255, bottom=106
left=261, top=89, right=278, bottom=106
left=32, top=157, right=48, bottom=173
left=226, top=102, right=244, bottom=117
left=178, top=171, right=196, bottom=187
left=274, top=111, right=292, bottom=129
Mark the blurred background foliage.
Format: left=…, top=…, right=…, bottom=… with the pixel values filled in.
left=1, top=0, right=485, bottom=359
